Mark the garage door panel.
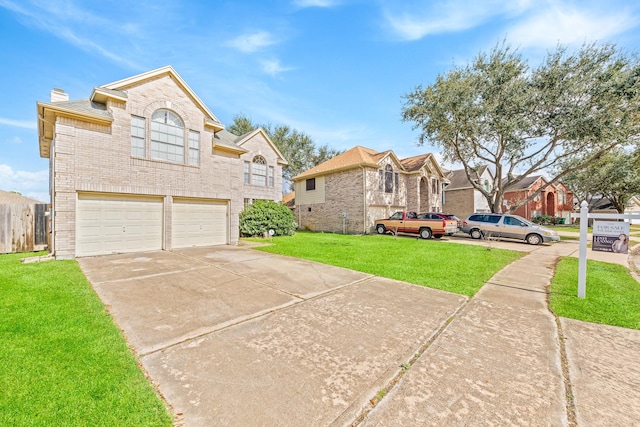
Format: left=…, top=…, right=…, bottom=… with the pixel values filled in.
left=172, top=200, right=228, bottom=248
left=77, top=194, right=163, bottom=257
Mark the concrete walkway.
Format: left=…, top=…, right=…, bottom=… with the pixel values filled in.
left=359, top=241, right=640, bottom=426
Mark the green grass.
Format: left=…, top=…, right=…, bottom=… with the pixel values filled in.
left=550, top=257, right=640, bottom=330
left=250, top=232, right=523, bottom=296
left=0, top=252, right=173, bottom=426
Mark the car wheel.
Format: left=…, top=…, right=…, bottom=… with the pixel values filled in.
left=376, top=224, right=386, bottom=235
left=470, top=229, right=483, bottom=239
left=433, top=234, right=443, bottom=239
left=526, top=234, right=542, bottom=245
left=419, top=228, right=432, bottom=239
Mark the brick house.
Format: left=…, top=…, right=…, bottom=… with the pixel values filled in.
left=502, top=175, right=574, bottom=223
left=38, top=66, right=286, bottom=258
left=290, top=146, right=448, bottom=234
left=442, top=166, right=494, bottom=220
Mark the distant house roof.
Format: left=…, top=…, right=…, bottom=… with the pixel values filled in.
left=0, top=190, right=46, bottom=204
left=292, top=146, right=386, bottom=180
left=445, top=165, right=491, bottom=191
left=503, top=175, right=545, bottom=191
left=292, top=146, right=444, bottom=181
left=282, top=192, right=295, bottom=208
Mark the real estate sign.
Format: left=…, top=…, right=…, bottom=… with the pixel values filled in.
left=592, top=221, right=630, bottom=254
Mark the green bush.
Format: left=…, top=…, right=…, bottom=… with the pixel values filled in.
left=239, top=200, right=297, bottom=237
left=532, top=215, right=564, bottom=225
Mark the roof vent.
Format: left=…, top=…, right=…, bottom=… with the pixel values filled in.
left=50, top=88, right=69, bottom=103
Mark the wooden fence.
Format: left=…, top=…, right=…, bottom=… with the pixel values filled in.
left=0, top=203, right=48, bottom=254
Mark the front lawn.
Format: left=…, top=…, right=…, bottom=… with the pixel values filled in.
left=550, top=258, right=640, bottom=330
left=0, top=252, right=173, bottom=426
left=250, top=232, right=523, bottom=296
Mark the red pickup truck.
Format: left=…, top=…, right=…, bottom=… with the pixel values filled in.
left=374, top=211, right=459, bottom=239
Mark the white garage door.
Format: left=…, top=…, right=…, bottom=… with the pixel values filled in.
left=172, top=199, right=228, bottom=248
left=76, top=193, right=163, bottom=257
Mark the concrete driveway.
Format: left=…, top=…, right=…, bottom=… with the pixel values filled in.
left=79, top=245, right=467, bottom=426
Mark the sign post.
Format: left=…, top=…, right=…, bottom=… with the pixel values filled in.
left=571, top=201, right=639, bottom=299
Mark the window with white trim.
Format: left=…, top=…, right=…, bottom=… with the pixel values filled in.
left=151, top=109, right=185, bottom=163
left=188, top=130, right=200, bottom=166
left=384, top=165, right=393, bottom=193
left=251, top=156, right=267, bottom=186
left=268, top=166, right=274, bottom=187
left=244, top=161, right=250, bottom=184
left=131, top=115, right=146, bottom=157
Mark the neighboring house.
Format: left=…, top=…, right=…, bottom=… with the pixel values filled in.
left=502, top=176, right=574, bottom=222
left=38, top=66, right=286, bottom=259
left=290, top=146, right=449, bottom=234
left=0, top=190, right=48, bottom=254
left=442, top=166, right=493, bottom=220
left=625, top=196, right=640, bottom=224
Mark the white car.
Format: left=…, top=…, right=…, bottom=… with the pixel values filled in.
left=461, top=213, right=560, bottom=245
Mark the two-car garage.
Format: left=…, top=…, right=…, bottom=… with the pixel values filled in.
left=75, top=193, right=228, bottom=257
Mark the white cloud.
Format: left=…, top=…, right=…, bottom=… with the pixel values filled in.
left=0, top=117, right=36, bottom=129
left=226, top=31, right=277, bottom=53
left=260, top=59, right=295, bottom=76
left=0, top=0, right=141, bottom=69
left=292, top=0, right=340, bottom=8
left=382, top=0, right=534, bottom=41
left=0, top=164, right=49, bottom=202
left=506, top=4, right=639, bottom=49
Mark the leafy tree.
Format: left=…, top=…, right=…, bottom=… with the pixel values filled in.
left=402, top=41, right=640, bottom=213
left=228, top=114, right=342, bottom=190
left=561, top=149, right=640, bottom=213
left=239, top=200, right=296, bottom=237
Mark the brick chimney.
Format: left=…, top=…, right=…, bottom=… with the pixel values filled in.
left=50, top=88, right=69, bottom=103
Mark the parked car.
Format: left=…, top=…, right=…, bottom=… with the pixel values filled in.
left=421, top=212, right=462, bottom=230
left=374, top=211, right=458, bottom=239
left=461, top=213, right=560, bottom=245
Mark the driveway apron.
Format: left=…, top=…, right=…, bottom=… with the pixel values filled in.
left=78, top=246, right=467, bottom=426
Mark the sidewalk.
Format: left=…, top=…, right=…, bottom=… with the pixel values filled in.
left=360, top=242, right=640, bottom=426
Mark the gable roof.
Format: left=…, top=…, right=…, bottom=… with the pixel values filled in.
left=401, top=153, right=447, bottom=179
left=38, top=66, right=227, bottom=159
left=292, top=146, right=385, bottom=180
left=445, top=165, right=492, bottom=191
left=235, top=128, right=288, bottom=165
left=98, top=65, right=224, bottom=130
left=0, top=190, right=46, bottom=204
left=503, top=175, right=545, bottom=191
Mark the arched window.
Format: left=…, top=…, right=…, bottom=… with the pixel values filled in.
left=151, top=109, right=184, bottom=163
left=384, top=165, right=393, bottom=193
left=484, top=179, right=490, bottom=191
left=252, top=156, right=267, bottom=186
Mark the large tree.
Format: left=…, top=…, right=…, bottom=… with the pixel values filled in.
left=227, top=114, right=342, bottom=191
left=561, top=149, right=640, bottom=213
left=402, top=41, right=640, bottom=213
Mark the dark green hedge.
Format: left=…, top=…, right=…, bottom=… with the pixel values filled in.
left=239, top=200, right=297, bottom=237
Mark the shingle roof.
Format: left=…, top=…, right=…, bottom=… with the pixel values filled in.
left=39, top=98, right=113, bottom=120
left=0, top=190, right=46, bottom=204
left=292, top=146, right=383, bottom=180
left=503, top=175, right=543, bottom=191
left=401, top=154, right=432, bottom=172
left=212, top=129, right=248, bottom=153
left=445, top=165, right=490, bottom=190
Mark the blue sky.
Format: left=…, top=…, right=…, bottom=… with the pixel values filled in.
left=1, top=0, right=640, bottom=202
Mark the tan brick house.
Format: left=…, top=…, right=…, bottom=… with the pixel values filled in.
left=38, top=66, right=286, bottom=258
left=290, top=146, right=448, bottom=234
left=442, top=166, right=494, bottom=220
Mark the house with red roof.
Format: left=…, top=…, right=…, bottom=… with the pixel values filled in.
left=290, top=146, right=449, bottom=234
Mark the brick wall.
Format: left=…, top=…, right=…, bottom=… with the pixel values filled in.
left=51, top=74, right=278, bottom=258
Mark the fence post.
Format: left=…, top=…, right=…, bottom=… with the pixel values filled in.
left=578, top=201, right=588, bottom=298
